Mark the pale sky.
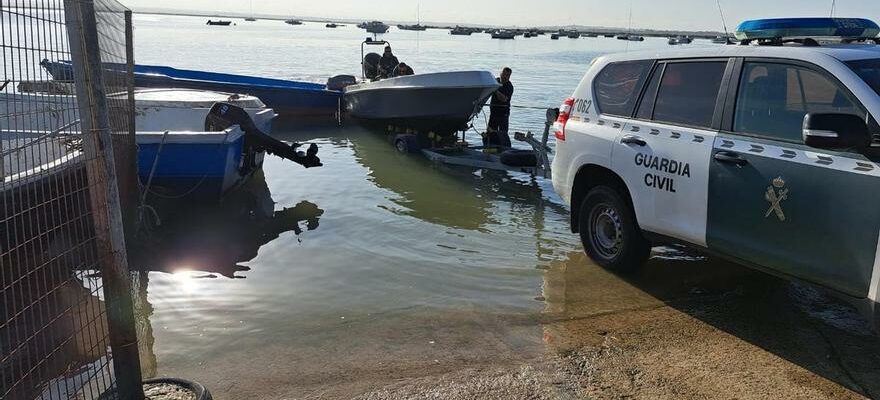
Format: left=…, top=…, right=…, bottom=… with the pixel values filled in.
left=121, top=0, right=880, bottom=31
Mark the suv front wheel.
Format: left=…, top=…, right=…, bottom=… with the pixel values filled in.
left=578, top=186, right=651, bottom=272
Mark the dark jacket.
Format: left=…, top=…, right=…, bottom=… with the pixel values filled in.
left=490, top=79, right=514, bottom=117
left=379, top=54, right=399, bottom=77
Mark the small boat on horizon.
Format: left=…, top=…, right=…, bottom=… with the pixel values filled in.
left=284, top=19, right=303, bottom=25
left=450, top=26, right=473, bottom=35
left=206, top=20, right=232, bottom=26
left=244, top=17, right=257, bottom=22
left=358, top=21, right=390, bottom=34
left=617, top=34, right=644, bottom=41
left=326, top=23, right=339, bottom=28
left=398, top=24, right=427, bottom=31
left=668, top=35, right=693, bottom=45
left=491, top=30, right=515, bottom=39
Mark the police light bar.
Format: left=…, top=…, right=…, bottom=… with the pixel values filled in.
left=734, top=18, right=880, bottom=41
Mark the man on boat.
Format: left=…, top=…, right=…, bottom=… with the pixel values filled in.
left=485, top=67, right=514, bottom=148
left=379, top=46, right=400, bottom=79
left=395, top=63, right=415, bottom=76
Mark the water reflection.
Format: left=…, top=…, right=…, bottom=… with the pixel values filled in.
left=347, top=129, right=495, bottom=231
left=131, top=170, right=324, bottom=279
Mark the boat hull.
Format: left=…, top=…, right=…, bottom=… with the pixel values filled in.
left=343, top=71, right=499, bottom=135
left=41, top=60, right=341, bottom=118
left=137, top=128, right=261, bottom=198
left=2, top=89, right=274, bottom=199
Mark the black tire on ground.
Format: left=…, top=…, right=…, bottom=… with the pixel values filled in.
left=578, top=185, right=650, bottom=272
left=393, top=134, right=420, bottom=154
left=499, top=149, right=538, bottom=167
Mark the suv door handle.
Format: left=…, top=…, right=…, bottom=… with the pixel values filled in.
left=621, top=135, right=647, bottom=147
left=713, top=151, right=749, bottom=166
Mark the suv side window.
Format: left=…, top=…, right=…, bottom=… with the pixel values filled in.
left=593, top=60, right=653, bottom=117
left=734, top=62, right=864, bottom=142
left=635, top=64, right=664, bottom=120
left=653, top=61, right=727, bottom=128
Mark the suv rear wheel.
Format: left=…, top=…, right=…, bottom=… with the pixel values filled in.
left=578, top=186, right=650, bottom=272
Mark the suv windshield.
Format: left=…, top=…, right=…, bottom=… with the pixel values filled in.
left=848, top=59, right=880, bottom=96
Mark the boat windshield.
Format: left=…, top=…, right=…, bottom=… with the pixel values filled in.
left=848, top=59, right=880, bottom=96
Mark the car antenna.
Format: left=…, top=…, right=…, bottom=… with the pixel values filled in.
left=716, top=0, right=731, bottom=44
left=830, top=0, right=836, bottom=17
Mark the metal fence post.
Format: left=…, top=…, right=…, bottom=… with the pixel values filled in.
left=64, top=1, right=145, bottom=399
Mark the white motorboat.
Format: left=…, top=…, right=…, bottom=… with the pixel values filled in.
left=341, top=39, right=500, bottom=137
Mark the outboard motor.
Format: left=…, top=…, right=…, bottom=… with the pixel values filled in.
left=363, top=52, right=381, bottom=80
left=205, top=103, right=322, bottom=168
left=326, top=74, right=357, bottom=91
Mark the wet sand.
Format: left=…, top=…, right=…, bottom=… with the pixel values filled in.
left=156, top=248, right=880, bottom=399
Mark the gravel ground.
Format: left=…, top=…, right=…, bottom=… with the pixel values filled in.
left=144, top=383, right=197, bottom=400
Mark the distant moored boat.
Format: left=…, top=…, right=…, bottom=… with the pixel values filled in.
left=359, top=21, right=390, bottom=34
left=450, top=26, right=473, bottom=35
left=490, top=30, right=516, bottom=39
left=206, top=20, right=232, bottom=26
left=398, top=24, right=427, bottom=31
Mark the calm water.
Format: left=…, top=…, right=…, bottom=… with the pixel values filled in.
left=128, top=14, right=709, bottom=398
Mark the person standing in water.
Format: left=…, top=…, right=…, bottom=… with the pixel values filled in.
left=486, top=67, right=514, bottom=148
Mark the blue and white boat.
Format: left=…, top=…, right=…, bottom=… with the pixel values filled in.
left=2, top=88, right=320, bottom=199
left=132, top=89, right=277, bottom=197
left=40, top=59, right=342, bottom=118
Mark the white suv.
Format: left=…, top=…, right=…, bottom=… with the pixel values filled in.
left=551, top=21, right=880, bottom=325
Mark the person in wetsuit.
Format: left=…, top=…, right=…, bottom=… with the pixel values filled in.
left=396, top=62, right=414, bottom=76
left=379, top=46, right=399, bottom=78
left=485, top=67, right=514, bottom=148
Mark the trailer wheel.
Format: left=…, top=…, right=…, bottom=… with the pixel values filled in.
left=394, top=134, right=420, bottom=154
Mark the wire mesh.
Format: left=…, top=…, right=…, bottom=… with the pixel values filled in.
left=1, top=0, right=138, bottom=399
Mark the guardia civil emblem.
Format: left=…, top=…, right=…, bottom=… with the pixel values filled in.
left=765, top=177, right=788, bottom=222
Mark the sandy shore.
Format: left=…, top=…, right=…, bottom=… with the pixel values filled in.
left=159, top=249, right=880, bottom=399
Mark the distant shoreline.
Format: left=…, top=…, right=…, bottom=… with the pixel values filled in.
left=132, top=10, right=727, bottom=39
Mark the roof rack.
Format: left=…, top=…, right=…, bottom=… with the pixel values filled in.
left=739, top=37, right=821, bottom=46
left=842, top=37, right=880, bottom=45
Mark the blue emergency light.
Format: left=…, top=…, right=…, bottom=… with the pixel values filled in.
left=735, top=18, right=880, bottom=41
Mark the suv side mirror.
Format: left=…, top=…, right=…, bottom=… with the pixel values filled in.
left=803, top=113, right=871, bottom=151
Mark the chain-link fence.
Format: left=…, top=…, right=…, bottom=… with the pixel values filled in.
left=1, top=0, right=142, bottom=398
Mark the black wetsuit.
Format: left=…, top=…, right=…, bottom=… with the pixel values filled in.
left=486, top=78, right=514, bottom=147
left=379, top=54, right=399, bottom=78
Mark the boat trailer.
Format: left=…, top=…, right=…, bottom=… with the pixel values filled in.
left=402, top=108, right=558, bottom=178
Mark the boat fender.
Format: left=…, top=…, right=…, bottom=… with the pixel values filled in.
left=327, top=75, right=357, bottom=91
left=499, top=149, right=538, bottom=167
left=205, top=103, right=322, bottom=168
